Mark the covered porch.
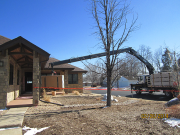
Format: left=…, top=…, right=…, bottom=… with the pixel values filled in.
left=6, top=93, right=33, bottom=108
left=0, top=36, right=50, bottom=109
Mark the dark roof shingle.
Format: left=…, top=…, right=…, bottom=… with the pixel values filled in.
left=0, top=35, right=11, bottom=45
left=44, top=57, right=87, bottom=73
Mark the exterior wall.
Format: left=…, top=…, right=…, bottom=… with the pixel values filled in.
left=0, top=50, right=9, bottom=109
left=128, top=80, right=138, bottom=86
left=7, top=56, right=21, bottom=103
left=64, top=70, right=68, bottom=88
left=66, top=72, right=83, bottom=93
left=33, top=51, right=40, bottom=105
left=0, top=50, right=21, bottom=109
left=112, top=77, right=138, bottom=88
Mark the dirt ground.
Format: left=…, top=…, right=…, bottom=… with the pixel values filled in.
left=23, top=93, right=180, bottom=135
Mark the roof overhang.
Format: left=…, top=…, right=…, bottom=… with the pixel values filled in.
left=0, top=36, right=50, bottom=69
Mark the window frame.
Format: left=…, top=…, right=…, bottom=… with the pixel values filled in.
left=68, top=74, right=78, bottom=84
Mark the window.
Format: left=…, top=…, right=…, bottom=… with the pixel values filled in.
left=9, top=64, right=13, bottom=85
left=68, top=74, right=78, bottom=84
left=17, top=70, right=19, bottom=85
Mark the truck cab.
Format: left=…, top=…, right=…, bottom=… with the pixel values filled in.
left=130, top=74, right=151, bottom=95
left=137, top=74, right=149, bottom=84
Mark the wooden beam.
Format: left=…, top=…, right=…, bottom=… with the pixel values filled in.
left=17, top=61, right=33, bottom=63
left=1, top=50, right=6, bottom=56
left=21, top=63, right=33, bottom=67
left=8, top=44, right=20, bottom=52
left=16, top=56, right=26, bottom=62
left=22, top=44, right=33, bottom=53
left=35, top=51, right=38, bottom=58
left=26, top=56, right=33, bottom=62
left=8, top=52, right=33, bottom=56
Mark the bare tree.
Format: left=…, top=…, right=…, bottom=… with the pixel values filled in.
left=91, top=0, right=137, bottom=106
left=84, top=65, right=99, bottom=85
left=153, top=46, right=162, bottom=72
left=83, top=61, right=106, bottom=86
left=138, top=45, right=153, bottom=74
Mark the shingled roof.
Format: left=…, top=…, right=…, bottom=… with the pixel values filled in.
left=0, top=35, right=11, bottom=45
left=44, top=58, right=87, bottom=73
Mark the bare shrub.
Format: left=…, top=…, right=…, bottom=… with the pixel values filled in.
left=96, top=97, right=102, bottom=101
left=72, top=90, right=80, bottom=95
left=43, top=89, right=51, bottom=102
left=166, top=104, right=180, bottom=118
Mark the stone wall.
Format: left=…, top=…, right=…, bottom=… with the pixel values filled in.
left=65, top=72, right=83, bottom=93
left=0, top=50, right=21, bottom=109
left=7, top=56, right=21, bottom=103
left=0, top=50, right=9, bottom=109
left=33, top=51, right=40, bottom=105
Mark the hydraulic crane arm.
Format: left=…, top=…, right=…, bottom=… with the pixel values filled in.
left=50, top=47, right=154, bottom=75
left=128, top=49, right=154, bottom=75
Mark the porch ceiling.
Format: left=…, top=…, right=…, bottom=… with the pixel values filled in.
left=0, top=36, right=50, bottom=69
left=8, top=43, right=34, bottom=68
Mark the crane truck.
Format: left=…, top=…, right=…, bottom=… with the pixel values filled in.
left=131, top=71, right=179, bottom=97
left=49, top=47, right=179, bottom=97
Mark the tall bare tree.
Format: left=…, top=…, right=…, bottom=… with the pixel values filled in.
left=91, top=0, right=137, bottom=106
left=138, top=45, right=153, bottom=74
left=154, top=46, right=163, bottom=72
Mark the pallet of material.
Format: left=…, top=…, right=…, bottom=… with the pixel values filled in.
left=150, top=82, right=173, bottom=86
left=150, top=72, right=179, bottom=87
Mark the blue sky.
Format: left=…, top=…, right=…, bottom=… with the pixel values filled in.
left=0, top=0, right=180, bottom=69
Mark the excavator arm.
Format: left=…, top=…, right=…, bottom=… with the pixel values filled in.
left=50, top=47, right=154, bottom=75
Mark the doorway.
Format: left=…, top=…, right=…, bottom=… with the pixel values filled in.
left=25, top=72, right=33, bottom=92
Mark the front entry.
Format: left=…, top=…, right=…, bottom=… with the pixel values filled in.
left=25, top=72, right=33, bottom=92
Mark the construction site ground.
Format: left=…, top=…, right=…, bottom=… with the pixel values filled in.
left=22, top=93, right=180, bottom=135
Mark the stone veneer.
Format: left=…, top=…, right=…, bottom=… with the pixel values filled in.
left=64, top=72, right=83, bottom=93
left=8, top=56, right=21, bottom=103
left=0, top=50, right=21, bottom=109
left=33, top=51, right=40, bottom=105
left=0, top=50, right=9, bottom=109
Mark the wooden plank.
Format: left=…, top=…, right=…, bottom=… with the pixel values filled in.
left=46, top=76, right=57, bottom=88
left=41, top=75, right=64, bottom=88
left=41, top=76, right=45, bottom=87
left=8, top=52, right=33, bottom=56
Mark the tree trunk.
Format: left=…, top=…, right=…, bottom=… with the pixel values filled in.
left=107, top=67, right=112, bottom=107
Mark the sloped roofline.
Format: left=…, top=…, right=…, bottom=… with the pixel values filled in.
left=0, top=36, right=50, bottom=57
left=44, top=57, right=87, bottom=73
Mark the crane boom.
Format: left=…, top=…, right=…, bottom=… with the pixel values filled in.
left=50, top=47, right=154, bottom=75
